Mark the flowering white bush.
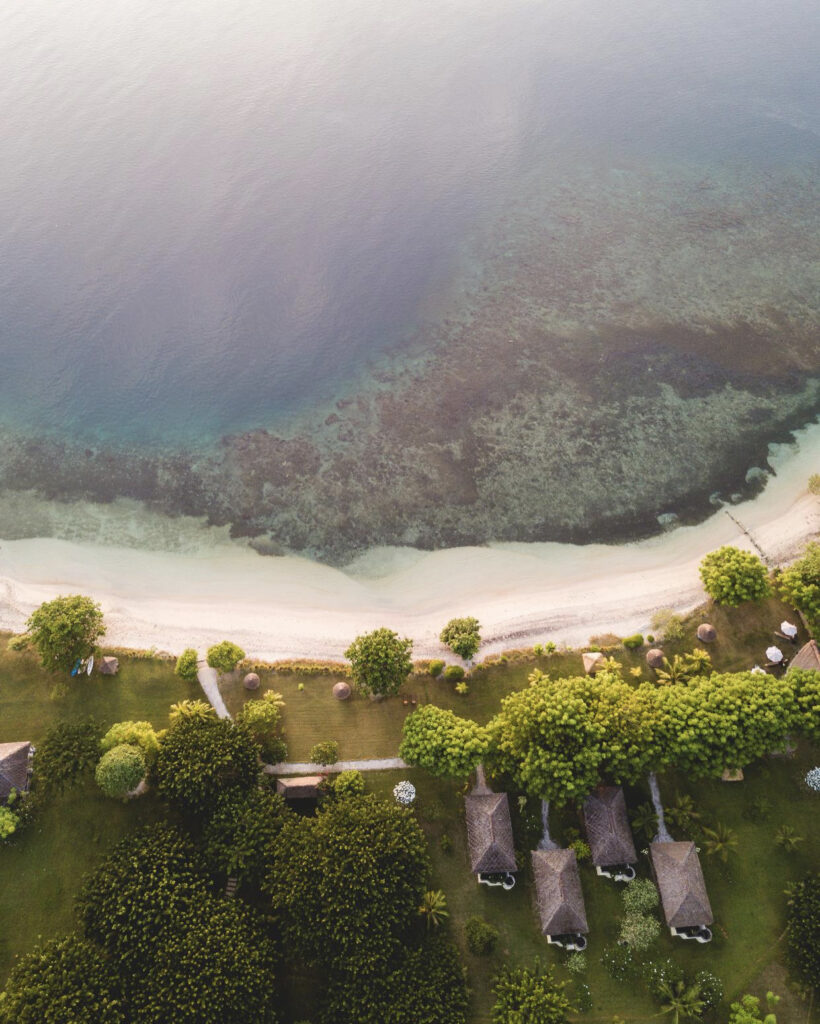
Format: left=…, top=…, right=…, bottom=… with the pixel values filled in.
left=806, top=767, right=820, bottom=792
left=393, top=780, right=416, bottom=805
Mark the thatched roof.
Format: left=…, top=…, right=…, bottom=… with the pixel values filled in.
left=332, top=681, right=351, bottom=700
left=646, top=648, right=665, bottom=668
left=532, top=849, right=588, bottom=936
left=650, top=841, right=713, bottom=928
left=275, top=775, right=323, bottom=799
left=465, top=777, right=516, bottom=874
left=582, top=651, right=605, bottom=675
left=243, top=672, right=261, bottom=690
left=790, top=639, right=820, bottom=672
left=696, top=623, right=717, bottom=643
left=99, top=656, right=119, bottom=675
left=0, top=742, right=32, bottom=803
left=582, top=786, right=637, bottom=867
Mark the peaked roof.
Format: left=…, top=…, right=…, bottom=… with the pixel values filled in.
left=583, top=786, right=637, bottom=866
left=0, top=742, right=32, bottom=803
left=532, top=849, right=588, bottom=935
left=275, top=775, right=323, bottom=799
left=790, top=639, right=820, bottom=672
left=464, top=776, right=517, bottom=874
left=650, top=841, right=713, bottom=928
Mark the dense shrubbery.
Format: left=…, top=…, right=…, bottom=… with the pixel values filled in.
left=332, top=769, right=365, bottom=797
left=491, top=962, right=571, bottom=1024
left=400, top=705, right=490, bottom=778
left=778, top=542, right=820, bottom=631
left=100, top=721, right=160, bottom=763
left=785, top=873, right=819, bottom=990
left=34, top=720, right=102, bottom=794
left=622, top=633, right=644, bottom=650
left=203, top=786, right=290, bottom=885
left=174, top=648, right=199, bottom=682
left=465, top=916, right=499, bottom=955
left=310, top=740, right=339, bottom=765
left=440, top=617, right=481, bottom=660
left=428, top=659, right=444, bottom=677
left=206, top=641, right=246, bottom=673
left=345, top=628, right=413, bottom=697
left=95, top=744, right=146, bottom=798
left=444, top=664, right=466, bottom=682
left=236, top=691, right=285, bottom=762
left=699, top=546, right=770, bottom=605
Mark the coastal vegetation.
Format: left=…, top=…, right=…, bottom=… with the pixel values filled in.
left=344, top=627, right=413, bottom=698
left=205, top=641, right=245, bottom=674
left=440, top=616, right=482, bottom=660
left=9, top=594, right=105, bottom=673
left=699, top=548, right=771, bottom=606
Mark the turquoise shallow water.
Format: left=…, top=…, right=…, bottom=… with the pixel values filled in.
left=0, top=0, right=818, bottom=558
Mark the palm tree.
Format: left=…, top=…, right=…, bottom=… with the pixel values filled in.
left=775, top=825, right=804, bottom=853
left=701, top=822, right=738, bottom=862
left=630, top=802, right=658, bottom=842
left=655, top=655, right=691, bottom=685
left=667, top=793, right=701, bottom=833
left=685, top=647, right=712, bottom=676
left=419, top=889, right=449, bottom=929
left=658, top=980, right=705, bottom=1024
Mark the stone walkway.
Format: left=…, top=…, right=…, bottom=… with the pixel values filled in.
left=196, top=660, right=231, bottom=719
left=263, top=757, right=406, bottom=775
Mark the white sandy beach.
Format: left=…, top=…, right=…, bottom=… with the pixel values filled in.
left=0, top=422, right=818, bottom=662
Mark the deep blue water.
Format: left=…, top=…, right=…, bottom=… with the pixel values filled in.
left=0, top=0, right=818, bottom=446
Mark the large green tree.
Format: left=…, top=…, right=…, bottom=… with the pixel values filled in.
left=778, top=542, right=820, bottom=632
left=491, top=962, right=572, bottom=1024
left=34, top=719, right=102, bottom=794
left=20, top=595, right=105, bottom=673
left=266, top=793, right=430, bottom=972
left=0, top=934, right=124, bottom=1024
left=152, top=716, right=260, bottom=816
left=399, top=705, right=490, bottom=778
left=206, top=640, right=246, bottom=673
left=203, top=786, right=291, bottom=886
left=95, top=744, right=146, bottom=799
left=785, top=873, right=819, bottom=991
left=788, top=668, right=820, bottom=744
left=344, top=628, right=413, bottom=698
left=439, top=617, right=481, bottom=660
left=699, top=547, right=770, bottom=605
left=236, top=691, right=285, bottom=762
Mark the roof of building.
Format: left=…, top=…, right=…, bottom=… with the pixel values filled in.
left=583, top=786, right=637, bottom=867
left=275, top=775, right=324, bottom=799
left=532, top=848, right=589, bottom=936
left=790, top=639, right=820, bottom=672
left=650, top=841, right=713, bottom=928
left=0, top=742, right=32, bottom=803
left=465, top=778, right=517, bottom=874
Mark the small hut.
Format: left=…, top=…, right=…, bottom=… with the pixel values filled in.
left=0, top=742, right=33, bottom=804
left=332, top=681, right=351, bottom=700
left=696, top=623, right=717, bottom=643
left=464, top=768, right=517, bottom=888
left=582, top=786, right=637, bottom=880
left=582, top=651, right=606, bottom=675
left=650, top=841, right=713, bottom=942
left=531, top=848, right=589, bottom=949
left=790, top=638, right=820, bottom=672
left=275, top=775, right=324, bottom=800
left=99, top=656, right=119, bottom=676
left=243, top=672, right=261, bottom=691
left=646, top=648, right=665, bottom=669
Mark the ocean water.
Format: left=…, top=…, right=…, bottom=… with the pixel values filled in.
left=0, top=0, right=818, bottom=560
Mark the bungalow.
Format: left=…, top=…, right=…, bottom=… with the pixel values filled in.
left=532, top=848, right=589, bottom=950
left=275, top=775, right=324, bottom=800
left=464, top=767, right=517, bottom=889
left=0, top=741, right=34, bottom=804
left=583, top=785, right=637, bottom=881
left=790, top=639, right=820, bottom=672
left=650, top=840, right=713, bottom=943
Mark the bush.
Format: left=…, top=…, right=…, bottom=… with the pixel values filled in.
left=23, top=594, right=105, bottom=673
left=439, top=833, right=453, bottom=853
left=168, top=699, right=217, bottom=726
left=779, top=542, right=820, bottom=631
left=650, top=609, right=685, bottom=642
left=622, top=634, right=644, bottom=650
left=465, top=916, right=499, bottom=955
left=566, top=952, right=587, bottom=975
left=440, top=617, right=481, bottom=660
left=95, top=744, right=146, bottom=798
left=344, top=628, right=413, bottom=698
left=643, top=958, right=685, bottom=1000
left=810, top=473, right=820, bottom=495
left=444, top=665, right=465, bottom=682
left=785, top=873, right=820, bottom=990
left=203, top=787, right=291, bottom=886
left=236, top=691, right=285, bottom=762
left=491, top=963, right=571, bottom=1024
left=34, top=720, right=102, bottom=793
left=693, top=970, right=723, bottom=1012
left=619, top=911, right=661, bottom=951
left=455, top=681, right=470, bottom=695
left=699, top=546, right=770, bottom=605
left=601, top=943, right=635, bottom=981
left=175, top=648, right=199, bottom=682
left=429, top=659, right=445, bottom=677
left=0, top=805, right=20, bottom=841
left=100, top=721, right=160, bottom=763
left=206, top=640, right=246, bottom=673
left=622, top=878, right=659, bottom=916
left=567, top=839, right=591, bottom=862
left=399, top=705, right=490, bottom=778
left=310, top=740, right=339, bottom=765
left=333, top=769, right=365, bottom=797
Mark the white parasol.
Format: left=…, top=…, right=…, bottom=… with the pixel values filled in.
left=765, top=646, right=783, bottom=663
left=780, top=621, right=798, bottom=638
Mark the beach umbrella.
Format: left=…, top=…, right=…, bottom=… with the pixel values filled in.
left=582, top=651, right=606, bottom=675
left=696, top=623, right=717, bottom=643
left=765, top=646, right=783, bottom=663
left=332, top=681, right=351, bottom=700
left=780, top=621, right=798, bottom=638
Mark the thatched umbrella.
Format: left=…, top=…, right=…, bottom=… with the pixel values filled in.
left=696, top=623, right=717, bottom=643
left=243, top=672, right=261, bottom=691
left=99, top=656, right=119, bottom=676
left=646, top=648, right=665, bottom=669
left=582, top=652, right=605, bottom=675
left=332, top=681, right=351, bottom=701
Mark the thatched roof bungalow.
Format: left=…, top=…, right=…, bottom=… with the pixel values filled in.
left=0, top=741, right=33, bottom=803
left=464, top=769, right=517, bottom=876
left=275, top=775, right=324, bottom=800
left=583, top=786, right=637, bottom=872
left=532, top=849, right=588, bottom=942
left=790, top=638, right=820, bottom=672
left=650, top=841, right=713, bottom=932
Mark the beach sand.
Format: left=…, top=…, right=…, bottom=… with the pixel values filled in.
left=0, top=421, right=817, bottom=663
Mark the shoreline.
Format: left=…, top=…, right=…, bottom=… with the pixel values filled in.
left=0, top=421, right=818, bottom=663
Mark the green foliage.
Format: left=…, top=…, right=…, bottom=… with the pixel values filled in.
left=643, top=958, right=685, bottom=1000
left=810, top=474, right=820, bottom=495
left=23, top=595, right=105, bottom=673
left=655, top=649, right=713, bottom=685
left=650, top=609, right=684, bottom=642
left=699, top=546, right=770, bottom=605
left=153, top=717, right=260, bottom=816
left=600, top=943, right=635, bottom=981
left=774, top=825, right=804, bottom=852
left=266, top=793, right=430, bottom=972
left=310, top=740, right=339, bottom=765
left=778, top=542, right=820, bottom=631
left=100, top=721, right=159, bottom=763
left=621, top=878, right=659, bottom=916
left=622, top=634, right=644, bottom=650
left=630, top=802, right=658, bottom=841
left=455, top=680, right=470, bottom=695
left=692, top=970, right=723, bottom=1012
left=700, top=822, right=738, bottom=862
left=419, top=889, right=449, bottom=928
left=237, top=691, right=285, bottom=761
left=202, top=786, right=291, bottom=885
left=567, top=839, right=591, bottom=862
left=440, top=617, right=481, bottom=660
left=666, top=793, right=701, bottom=833
left=399, top=705, right=490, bottom=778
left=619, top=911, right=660, bottom=951
left=657, top=979, right=705, bottom=1023
left=168, top=699, right=216, bottom=726
left=785, top=873, right=819, bottom=990
left=565, top=952, right=587, bottom=975
left=206, top=640, right=246, bottom=673
left=34, top=719, right=102, bottom=794
left=332, top=769, right=365, bottom=797
left=174, top=648, right=199, bottom=682
left=95, top=744, right=146, bottom=798
left=728, top=993, right=780, bottom=1024
left=0, top=805, right=20, bottom=840
left=429, top=659, right=445, bottom=677
left=344, top=628, right=413, bottom=697
left=465, top=916, right=499, bottom=955
left=788, top=668, right=820, bottom=744
left=0, top=934, right=125, bottom=1024
left=444, top=664, right=466, bottom=682
left=491, top=962, right=572, bottom=1024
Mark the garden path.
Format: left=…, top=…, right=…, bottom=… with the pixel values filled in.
left=263, top=757, right=406, bottom=775
left=196, top=660, right=231, bottom=719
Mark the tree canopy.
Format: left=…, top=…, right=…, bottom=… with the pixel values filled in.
left=21, top=595, right=105, bottom=673
left=440, top=616, right=481, bottom=660
left=206, top=640, right=246, bottom=674
left=778, top=542, right=820, bottom=632
left=699, top=547, right=770, bottom=605
left=95, top=744, right=146, bottom=798
left=236, top=691, right=285, bottom=762
left=34, top=719, right=102, bottom=794
left=491, top=962, right=572, bottom=1024
left=785, top=873, right=819, bottom=991
left=203, top=786, right=291, bottom=886
left=100, top=721, right=160, bottom=763
left=174, top=648, right=200, bottom=682
left=399, top=705, right=490, bottom=778
left=266, top=793, right=430, bottom=973
left=344, top=628, right=413, bottom=697
left=152, top=716, right=260, bottom=816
